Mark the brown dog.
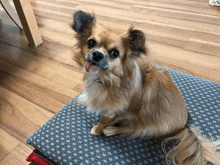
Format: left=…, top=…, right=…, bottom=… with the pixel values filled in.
left=72, top=10, right=220, bottom=165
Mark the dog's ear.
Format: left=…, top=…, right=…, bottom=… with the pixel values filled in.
left=127, top=27, right=146, bottom=54
left=72, top=10, right=96, bottom=33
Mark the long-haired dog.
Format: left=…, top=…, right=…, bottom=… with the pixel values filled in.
left=72, top=10, right=220, bottom=165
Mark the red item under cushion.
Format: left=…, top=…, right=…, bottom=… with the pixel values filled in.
left=26, top=149, right=52, bottom=165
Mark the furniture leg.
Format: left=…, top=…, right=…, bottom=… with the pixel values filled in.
left=0, top=0, right=23, bottom=29
left=12, top=0, right=43, bottom=47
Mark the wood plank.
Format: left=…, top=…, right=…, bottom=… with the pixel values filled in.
left=0, top=60, right=79, bottom=103
left=0, top=128, right=20, bottom=161
left=117, top=0, right=220, bottom=16
left=30, top=1, right=79, bottom=14
left=149, top=41, right=220, bottom=83
left=132, top=5, right=220, bottom=25
left=0, top=86, right=54, bottom=142
left=0, top=69, right=66, bottom=112
left=185, top=38, right=220, bottom=56
left=0, top=42, right=83, bottom=89
left=147, top=14, right=220, bottom=34
left=31, top=4, right=72, bottom=22
left=0, top=142, right=33, bottom=165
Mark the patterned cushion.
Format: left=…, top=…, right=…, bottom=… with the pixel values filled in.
left=26, top=65, right=220, bottom=165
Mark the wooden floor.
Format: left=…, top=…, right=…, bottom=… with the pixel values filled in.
left=0, top=0, right=220, bottom=164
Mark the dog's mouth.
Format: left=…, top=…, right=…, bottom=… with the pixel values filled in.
left=85, top=60, right=109, bottom=72
left=85, top=62, right=91, bottom=72
left=85, top=61, right=96, bottom=72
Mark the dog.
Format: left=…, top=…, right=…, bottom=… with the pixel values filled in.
left=71, top=10, right=220, bottom=165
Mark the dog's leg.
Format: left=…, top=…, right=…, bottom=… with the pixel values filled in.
left=77, top=92, right=87, bottom=106
left=103, top=126, right=130, bottom=136
left=103, top=126, right=123, bottom=136
left=103, top=123, right=172, bottom=137
left=91, top=115, right=119, bottom=135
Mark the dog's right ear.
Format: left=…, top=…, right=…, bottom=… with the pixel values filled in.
left=72, top=10, right=96, bottom=33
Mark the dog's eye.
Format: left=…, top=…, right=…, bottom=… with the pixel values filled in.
left=87, top=39, right=96, bottom=49
left=109, top=49, right=120, bottom=59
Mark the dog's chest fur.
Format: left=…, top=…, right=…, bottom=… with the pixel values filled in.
left=79, top=63, right=142, bottom=116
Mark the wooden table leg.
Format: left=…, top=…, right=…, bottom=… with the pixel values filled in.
left=0, top=0, right=23, bottom=29
left=12, top=0, right=43, bottom=47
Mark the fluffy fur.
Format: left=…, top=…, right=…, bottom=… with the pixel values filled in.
left=72, top=10, right=220, bottom=165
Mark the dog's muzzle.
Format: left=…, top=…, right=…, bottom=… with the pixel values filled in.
left=88, top=49, right=109, bottom=70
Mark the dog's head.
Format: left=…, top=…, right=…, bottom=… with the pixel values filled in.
left=72, top=10, right=147, bottom=86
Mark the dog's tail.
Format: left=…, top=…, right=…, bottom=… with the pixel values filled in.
left=162, top=126, right=220, bottom=165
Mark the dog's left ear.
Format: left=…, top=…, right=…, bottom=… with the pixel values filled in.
left=127, top=27, right=146, bottom=54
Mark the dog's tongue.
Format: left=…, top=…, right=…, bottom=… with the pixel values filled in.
left=85, top=63, right=91, bottom=72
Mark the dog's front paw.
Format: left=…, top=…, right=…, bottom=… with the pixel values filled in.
left=77, top=93, right=87, bottom=105
left=91, top=125, right=102, bottom=135
left=103, top=126, right=118, bottom=136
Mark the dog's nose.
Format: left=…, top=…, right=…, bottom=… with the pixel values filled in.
left=92, top=51, right=104, bottom=62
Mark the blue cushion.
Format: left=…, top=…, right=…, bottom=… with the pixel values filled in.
left=26, top=65, right=220, bottom=165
